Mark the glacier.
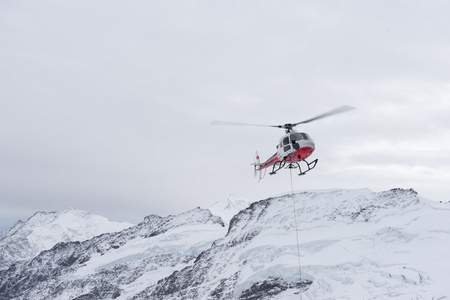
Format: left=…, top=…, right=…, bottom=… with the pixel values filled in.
left=0, top=188, right=449, bottom=299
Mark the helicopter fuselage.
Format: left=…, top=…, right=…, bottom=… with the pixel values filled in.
left=257, top=131, right=315, bottom=171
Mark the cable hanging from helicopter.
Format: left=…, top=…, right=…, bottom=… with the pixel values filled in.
left=211, top=105, right=355, bottom=180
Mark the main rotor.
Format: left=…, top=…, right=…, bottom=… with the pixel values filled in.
left=211, top=105, right=355, bottom=133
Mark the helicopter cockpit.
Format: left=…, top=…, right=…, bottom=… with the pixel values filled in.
left=279, top=132, right=312, bottom=152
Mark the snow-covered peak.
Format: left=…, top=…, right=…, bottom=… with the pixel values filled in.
left=208, top=194, right=251, bottom=225
left=0, top=208, right=133, bottom=270
left=27, top=208, right=133, bottom=251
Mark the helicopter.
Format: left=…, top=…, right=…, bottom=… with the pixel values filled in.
left=211, top=105, right=355, bottom=180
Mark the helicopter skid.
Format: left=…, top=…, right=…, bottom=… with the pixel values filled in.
left=269, top=158, right=318, bottom=177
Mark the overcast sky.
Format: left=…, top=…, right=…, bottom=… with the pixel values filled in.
left=1, top=0, right=450, bottom=230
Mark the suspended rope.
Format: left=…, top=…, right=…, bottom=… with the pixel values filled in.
left=290, top=166, right=303, bottom=300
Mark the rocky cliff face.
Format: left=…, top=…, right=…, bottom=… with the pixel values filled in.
left=1, top=188, right=449, bottom=299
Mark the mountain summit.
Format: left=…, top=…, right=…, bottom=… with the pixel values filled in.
left=208, top=194, right=250, bottom=225
left=0, top=208, right=133, bottom=271
left=1, top=188, right=449, bottom=299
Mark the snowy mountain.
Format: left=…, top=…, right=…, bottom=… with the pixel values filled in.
left=1, top=188, right=449, bottom=299
left=0, top=208, right=133, bottom=271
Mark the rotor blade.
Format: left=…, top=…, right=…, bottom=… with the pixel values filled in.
left=211, top=120, right=280, bottom=128
left=292, top=105, right=355, bottom=126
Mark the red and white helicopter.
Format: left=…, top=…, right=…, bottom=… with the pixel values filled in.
left=212, top=105, right=354, bottom=180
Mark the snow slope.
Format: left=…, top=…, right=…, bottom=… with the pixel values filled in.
left=0, top=208, right=133, bottom=271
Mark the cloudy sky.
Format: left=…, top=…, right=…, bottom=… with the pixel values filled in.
left=1, top=0, right=449, bottom=230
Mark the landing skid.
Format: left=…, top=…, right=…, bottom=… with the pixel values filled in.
left=269, top=158, right=318, bottom=177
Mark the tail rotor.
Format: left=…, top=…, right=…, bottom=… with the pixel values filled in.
left=252, top=151, right=263, bottom=180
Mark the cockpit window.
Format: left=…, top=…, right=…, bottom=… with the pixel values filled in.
left=282, top=137, right=290, bottom=145
left=291, top=133, right=309, bottom=140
